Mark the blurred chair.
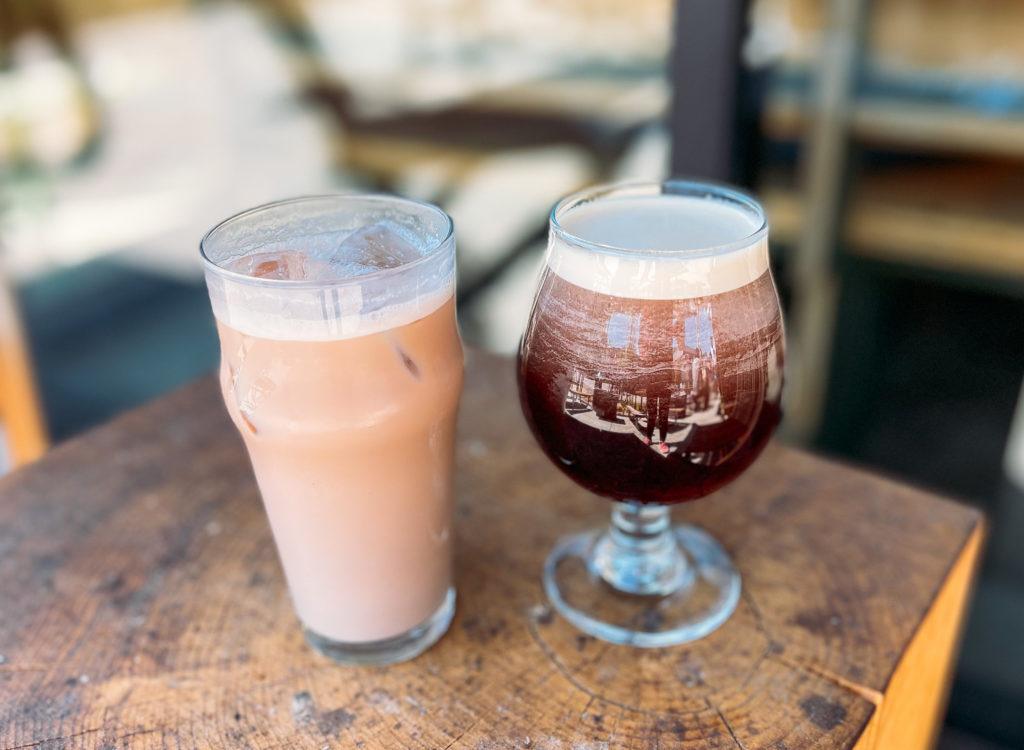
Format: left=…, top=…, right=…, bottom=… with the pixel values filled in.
left=249, top=0, right=661, bottom=302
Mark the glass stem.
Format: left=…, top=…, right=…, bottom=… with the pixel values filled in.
left=592, top=502, right=691, bottom=596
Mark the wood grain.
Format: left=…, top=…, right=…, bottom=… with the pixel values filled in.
left=0, top=350, right=981, bottom=748
left=860, top=524, right=983, bottom=750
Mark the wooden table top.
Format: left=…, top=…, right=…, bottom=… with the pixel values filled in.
left=0, top=350, right=982, bottom=749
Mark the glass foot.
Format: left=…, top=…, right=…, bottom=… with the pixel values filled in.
left=543, top=524, right=740, bottom=647
left=304, top=587, right=456, bottom=665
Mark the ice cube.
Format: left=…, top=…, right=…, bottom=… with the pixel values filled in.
left=226, top=222, right=423, bottom=283
left=328, top=221, right=423, bottom=275
left=231, top=250, right=313, bottom=280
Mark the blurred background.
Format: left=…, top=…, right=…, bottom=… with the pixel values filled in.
left=1, top=0, right=1022, bottom=746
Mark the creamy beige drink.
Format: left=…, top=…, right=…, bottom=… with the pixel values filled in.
left=201, top=196, right=462, bottom=664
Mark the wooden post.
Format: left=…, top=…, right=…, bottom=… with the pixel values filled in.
left=0, top=275, right=47, bottom=467
left=783, top=0, right=869, bottom=442
left=669, top=0, right=753, bottom=183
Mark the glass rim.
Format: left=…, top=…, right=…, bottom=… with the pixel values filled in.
left=549, top=179, right=769, bottom=260
left=199, top=193, right=455, bottom=289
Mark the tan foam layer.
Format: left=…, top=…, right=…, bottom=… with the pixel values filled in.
left=549, top=194, right=768, bottom=300
left=207, top=276, right=453, bottom=341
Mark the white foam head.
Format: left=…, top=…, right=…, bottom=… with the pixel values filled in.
left=201, top=195, right=455, bottom=341
left=547, top=184, right=769, bottom=300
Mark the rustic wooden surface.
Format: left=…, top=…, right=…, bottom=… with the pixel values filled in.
left=0, top=350, right=982, bottom=749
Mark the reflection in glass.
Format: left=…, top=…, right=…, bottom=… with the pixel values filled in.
left=518, top=180, right=784, bottom=646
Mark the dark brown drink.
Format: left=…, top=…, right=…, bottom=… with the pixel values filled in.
left=519, top=258, right=783, bottom=505
left=521, top=182, right=782, bottom=647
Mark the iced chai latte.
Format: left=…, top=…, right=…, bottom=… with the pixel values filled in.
left=201, top=196, right=462, bottom=664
